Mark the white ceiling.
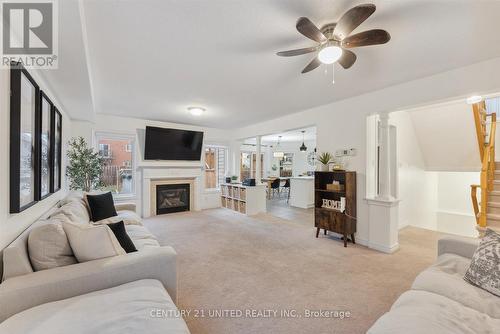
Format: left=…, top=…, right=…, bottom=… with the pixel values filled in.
left=46, top=0, right=500, bottom=128
left=244, top=126, right=316, bottom=145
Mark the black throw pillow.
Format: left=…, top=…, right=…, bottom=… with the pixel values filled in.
left=107, top=221, right=137, bottom=253
left=86, top=192, right=117, bottom=222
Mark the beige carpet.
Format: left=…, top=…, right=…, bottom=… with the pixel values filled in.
left=144, top=209, right=443, bottom=334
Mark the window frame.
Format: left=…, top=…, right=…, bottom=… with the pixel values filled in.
left=95, top=132, right=136, bottom=199
left=204, top=145, right=228, bottom=191
left=98, top=143, right=111, bottom=158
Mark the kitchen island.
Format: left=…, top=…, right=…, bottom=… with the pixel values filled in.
left=289, top=176, right=314, bottom=209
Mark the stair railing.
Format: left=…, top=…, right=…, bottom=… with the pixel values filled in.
left=471, top=101, right=496, bottom=228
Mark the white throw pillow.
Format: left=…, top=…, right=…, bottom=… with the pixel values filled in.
left=62, top=222, right=125, bottom=262
left=28, top=222, right=77, bottom=271
left=93, top=210, right=143, bottom=226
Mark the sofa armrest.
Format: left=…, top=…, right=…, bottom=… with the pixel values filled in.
left=437, top=235, right=479, bottom=259
left=115, top=202, right=136, bottom=212
left=0, top=246, right=177, bottom=322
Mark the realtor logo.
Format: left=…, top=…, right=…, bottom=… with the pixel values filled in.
left=1, top=0, right=58, bottom=68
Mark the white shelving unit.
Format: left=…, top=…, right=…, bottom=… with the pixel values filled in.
left=220, top=183, right=266, bottom=215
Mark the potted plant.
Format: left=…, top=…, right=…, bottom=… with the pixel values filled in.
left=231, top=175, right=238, bottom=183
left=317, top=152, right=333, bottom=171
left=66, top=137, right=104, bottom=192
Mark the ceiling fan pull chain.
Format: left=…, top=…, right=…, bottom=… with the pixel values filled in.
left=332, top=64, right=335, bottom=84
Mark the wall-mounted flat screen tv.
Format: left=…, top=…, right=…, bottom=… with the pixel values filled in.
left=144, top=126, right=204, bottom=161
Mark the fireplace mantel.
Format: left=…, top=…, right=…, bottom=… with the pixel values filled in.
left=140, top=165, right=202, bottom=218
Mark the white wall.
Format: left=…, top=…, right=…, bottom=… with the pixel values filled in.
left=436, top=172, right=479, bottom=237
left=391, top=111, right=479, bottom=237
left=390, top=111, right=438, bottom=230
left=0, top=68, right=72, bottom=250
left=407, top=100, right=480, bottom=171
left=233, top=56, right=500, bottom=245
left=71, top=114, right=233, bottom=211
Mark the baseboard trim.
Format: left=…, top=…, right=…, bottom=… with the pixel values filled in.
left=368, top=241, right=400, bottom=254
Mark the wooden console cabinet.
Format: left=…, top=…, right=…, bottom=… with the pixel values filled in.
left=314, top=171, right=357, bottom=247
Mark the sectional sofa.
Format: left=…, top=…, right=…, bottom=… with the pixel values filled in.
left=0, top=194, right=190, bottom=333
left=368, top=235, right=500, bottom=333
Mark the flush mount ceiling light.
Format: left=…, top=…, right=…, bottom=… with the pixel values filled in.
left=188, top=107, right=205, bottom=116
left=466, top=96, right=483, bottom=105
left=299, top=130, right=307, bottom=151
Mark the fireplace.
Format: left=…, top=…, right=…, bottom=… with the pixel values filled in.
left=156, top=183, right=190, bottom=215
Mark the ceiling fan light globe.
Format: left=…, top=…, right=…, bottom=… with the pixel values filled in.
left=318, top=46, right=343, bottom=64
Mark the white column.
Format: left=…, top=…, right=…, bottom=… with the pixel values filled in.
left=255, top=135, right=262, bottom=183
left=377, top=113, right=394, bottom=200
left=365, top=112, right=400, bottom=253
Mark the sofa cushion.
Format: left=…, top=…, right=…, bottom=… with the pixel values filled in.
left=85, top=192, right=118, bottom=222
left=412, top=253, right=500, bottom=319
left=107, top=221, right=137, bottom=253
left=368, top=290, right=500, bottom=334
left=50, top=198, right=90, bottom=225
left=464, top=228, right=500, bottom=297
left=0, top=279, right=190, bottom=334
left=28, top=222, right=77, bottom=271
left=2, top=243, right=33, bottom=281
left=125, top=225, right=160, bottom=249
left=93, top=210, right=143, bottom=226
left=62, top=223, right=125, bottom=262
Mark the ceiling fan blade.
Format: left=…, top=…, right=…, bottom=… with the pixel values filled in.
left=276, top=46, right=319, bottom=57
left=296, top=17, right=327, bottom=43
left=341, top=29, right=391, bottom=48
left=333, top=4, right=376, bottom=41
left=301, top=57, right=321, bottom=74
left=338, top=49, right=357, bottom=69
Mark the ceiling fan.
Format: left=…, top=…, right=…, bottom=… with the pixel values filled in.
left=277, top=3, right=390, bottom=74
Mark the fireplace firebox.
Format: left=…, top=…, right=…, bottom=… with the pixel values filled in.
left=156, top=184, right=190, bottom=215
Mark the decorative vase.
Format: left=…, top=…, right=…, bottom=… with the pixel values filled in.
left=320, top=164, right=329, bottom=172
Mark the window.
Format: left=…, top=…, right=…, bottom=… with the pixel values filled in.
left=99, top=143, right=111, bottom=158
left=240, top=152, right=263, bottom=181
left=204, top=146, right=226, bottom=190
left=96, top=133, right=135, bottom=196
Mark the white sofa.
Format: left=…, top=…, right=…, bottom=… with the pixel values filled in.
left=368, top=235, right=500, bottom=333
left=0, top=194, right=190, bottom=333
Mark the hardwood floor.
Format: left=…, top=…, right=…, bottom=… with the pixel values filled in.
left=266, top=197, right=313, bottom=227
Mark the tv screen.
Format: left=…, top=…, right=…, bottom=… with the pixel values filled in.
left=144, top=126, right=204, bottom=161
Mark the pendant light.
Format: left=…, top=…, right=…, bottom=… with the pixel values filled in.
left=299, top=130, right=307, bottom=151
left=273, top=136, right=284, bottom=159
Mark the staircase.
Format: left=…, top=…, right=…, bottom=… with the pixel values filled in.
left=471, top=101, right=498, bottom=234
left=487, top=165, right=500, bottom=229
